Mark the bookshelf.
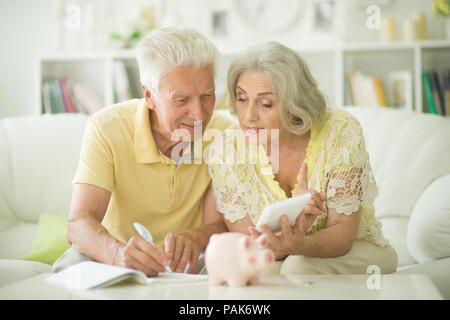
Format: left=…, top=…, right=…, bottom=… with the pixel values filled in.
left=36, top=40, right=450, bottom=116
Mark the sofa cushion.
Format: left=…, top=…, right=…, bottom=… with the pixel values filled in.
left=347, top=107, right=450, bottom=220
left=22, top=214, right=71, bottom=265
left=407, top=174, right=450, bottom=263
left=0, top=114, right=87, bottom=223
left=0, top=259, right=52, bottom=288
left=379, top=217, right=416, bottom=267
left=0, top=222, right=37, bottom=259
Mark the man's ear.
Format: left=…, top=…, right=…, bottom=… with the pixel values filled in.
left=142, top=85, right=156, bottom=110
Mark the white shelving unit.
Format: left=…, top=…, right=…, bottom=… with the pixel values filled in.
left=36, top=40, right=450, bottom=115
left=36, top=49, right=138, bottom=115
left=340, top=40, right=450, bottom=113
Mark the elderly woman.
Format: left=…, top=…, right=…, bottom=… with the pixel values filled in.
left=206, top=42, right=398, bottom=275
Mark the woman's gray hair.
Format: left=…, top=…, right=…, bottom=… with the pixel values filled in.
left=137, top=26, right=219, bottom=95
left=227, top=42, right=327, bottom=135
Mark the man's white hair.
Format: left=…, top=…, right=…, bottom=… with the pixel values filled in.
left=136, top=26, right=219, bottom=95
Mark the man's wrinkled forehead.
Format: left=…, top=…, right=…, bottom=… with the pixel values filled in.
left=158, top=65, right=215, bottom=91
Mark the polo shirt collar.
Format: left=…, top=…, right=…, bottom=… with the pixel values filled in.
left=134, top=100, right=161, bottom=164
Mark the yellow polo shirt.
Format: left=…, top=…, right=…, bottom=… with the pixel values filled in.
left=73, top=99, right=236, bottom=246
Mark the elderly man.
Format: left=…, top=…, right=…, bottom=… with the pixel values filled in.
left=54, top=26, right=234, bottom=276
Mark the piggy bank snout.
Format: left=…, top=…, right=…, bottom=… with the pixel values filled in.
left=248, top=249, right=274, bottom=269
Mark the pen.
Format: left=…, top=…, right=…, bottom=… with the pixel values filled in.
left=133, top=222, right=172, bottom=273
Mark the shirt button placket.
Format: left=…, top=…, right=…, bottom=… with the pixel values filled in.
left=168, top=165, right=176, bottom=209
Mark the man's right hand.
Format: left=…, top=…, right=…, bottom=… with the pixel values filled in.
left=114, top=236, right=170, bottom=277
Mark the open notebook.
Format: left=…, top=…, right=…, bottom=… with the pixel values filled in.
left=46, top=261, right=208, bottom=290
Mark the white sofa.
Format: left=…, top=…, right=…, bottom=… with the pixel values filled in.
left=0, top=107, right=449, bottom=298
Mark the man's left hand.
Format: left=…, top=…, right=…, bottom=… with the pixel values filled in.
left=161, top=230, right=201, bottom=273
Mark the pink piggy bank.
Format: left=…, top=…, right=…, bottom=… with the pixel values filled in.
left=205, top=232, right=275, bottom=287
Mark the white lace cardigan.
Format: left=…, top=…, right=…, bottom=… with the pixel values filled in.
left=205, top=107, right=389, bottom=247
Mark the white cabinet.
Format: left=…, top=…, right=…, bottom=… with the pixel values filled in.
left=36, top=40, right=450, bottom=115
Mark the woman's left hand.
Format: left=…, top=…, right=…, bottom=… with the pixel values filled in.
left=249, top=214, right=304, bottom=260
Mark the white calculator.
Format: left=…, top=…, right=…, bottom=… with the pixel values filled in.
left=255, top=193, right=311, bottom=232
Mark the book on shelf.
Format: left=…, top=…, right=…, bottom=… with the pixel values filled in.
left=57, top=79, right=70, bottom=113
left=422, top=72, right=437, bottom=115
left=41, top=81, right=52, bottom=114
left=48, top=78, right=64, bottom=113
left=347, top=72, right=364, bottom=106
left=346, top=72, right=355, bottom=106
left=422, top=70, right=450, bottom=116
left=387, top=71, right=412, bottom=111
left=60, top=78, right=77, bottom=113
left=46, top=261, right=208, bottom=290
left=41, top=77, right=103, bottom=115
left=428, top=71, right=445, bottom=116
left=346, top=72, right=387, bottom=107
left=373, top=77, right=387, bottom=107
left=443, top=70, right=450, bottom=116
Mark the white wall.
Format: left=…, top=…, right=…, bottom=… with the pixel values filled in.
left=0, top=0, right=447, bottom=118
left=0, top=0, right=59, bottom=118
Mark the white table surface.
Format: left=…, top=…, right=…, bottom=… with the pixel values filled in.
left=0, top=273, right=443, bottom=300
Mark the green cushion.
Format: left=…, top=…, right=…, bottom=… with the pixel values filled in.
left=22, top=214, right=71, bottom=265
